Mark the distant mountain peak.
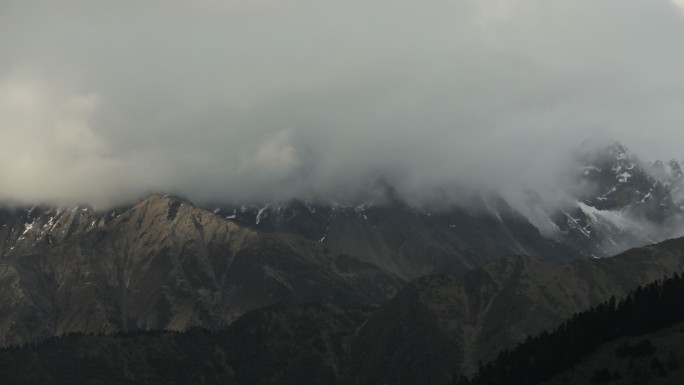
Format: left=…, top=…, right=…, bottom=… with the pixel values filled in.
left=669, top=159, right=684, bottom=178
left=609, top=141, right=629, bottom=157
left=539, top=141, right=684, bottom=258
left=141, top=193, right=192, bottom=205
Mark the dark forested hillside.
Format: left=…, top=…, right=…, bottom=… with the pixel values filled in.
left=0, top=303, right=376, bottom=385
left=455, top=273, right=684, bottom=385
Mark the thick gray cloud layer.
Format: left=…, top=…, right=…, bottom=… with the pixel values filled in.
left=1, top=0, right=684, bottom=207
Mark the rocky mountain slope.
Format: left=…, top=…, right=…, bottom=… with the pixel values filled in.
left=0, top=204, right=126, bottom=257
left=203, top=143, right=684, bottom=275
left=528, top=143, right=684, bottom=257
left=210, top=192, right=582, bottom=280
left=0, top=195, right=403, bottom=346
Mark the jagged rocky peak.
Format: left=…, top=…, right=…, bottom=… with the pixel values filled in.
left=575, top=142, right=677, bottom=219
left=541, top=142, right=684, bottom=258
left=125, top=193, right=192, bottom=221
left=110, top=194, right=251, bottom=249
left=669, top=159, right=684, bottom=178
left=0, top=203, right=126, bottom=257
left=579, top=142, right=633, bottom=173
left=0, top=194, right=210, bottom=258
left=580, top=141, right=631, bottom=166
left=651, top=158, right=684, bottom=185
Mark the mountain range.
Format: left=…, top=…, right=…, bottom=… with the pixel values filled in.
left=1, top=142, right=684, bottom=384
left=0, top=195, right=403, bottom=346
left=209, top=142, right=684, bottom=263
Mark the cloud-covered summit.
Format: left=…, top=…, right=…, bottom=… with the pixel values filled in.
left=1, top=0, right=684, bottom=207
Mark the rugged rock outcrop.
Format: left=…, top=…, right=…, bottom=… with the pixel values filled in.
left=528, top=143, right=684, bottom=257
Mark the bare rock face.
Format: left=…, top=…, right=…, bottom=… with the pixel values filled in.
left=0, top=195, right=404, bottom=346
left=543, top=143, right=684, bottom=258
left=0, top=204, right=124, bottom=257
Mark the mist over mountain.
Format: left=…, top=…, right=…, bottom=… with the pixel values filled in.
left=3, top=141, right=684, bottom=270
left=2, top=0, right=684, bottom=208
left=516, top=143, right=684, bottom=257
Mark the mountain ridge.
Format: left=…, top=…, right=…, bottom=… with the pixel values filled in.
left=0, top=194, right=404, bottom=346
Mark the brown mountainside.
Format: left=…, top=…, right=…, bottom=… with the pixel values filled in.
left=0, top=195, right=403, bottom=346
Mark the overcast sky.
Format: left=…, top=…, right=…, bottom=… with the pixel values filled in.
left=1, top=0, right=684, bottom=207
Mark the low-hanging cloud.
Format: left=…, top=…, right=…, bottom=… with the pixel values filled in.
left=1, top=0, right=684, bottom=208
